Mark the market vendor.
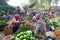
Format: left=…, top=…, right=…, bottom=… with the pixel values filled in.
left=8, top=14, right=21, bottom=33
left=34, top=13, right=46, bottom=40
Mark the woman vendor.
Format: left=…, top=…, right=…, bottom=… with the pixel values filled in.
left=8, top=14, right=21, bottom=33
left=34, top=13, right=46, bottom=40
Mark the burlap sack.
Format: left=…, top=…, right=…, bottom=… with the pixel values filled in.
left=3, top=26, right=13, bottom=36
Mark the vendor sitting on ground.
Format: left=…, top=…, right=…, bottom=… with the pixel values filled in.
left=34, top=13, right=46, bottom=40
left=8, top=14, right=21, bottom=33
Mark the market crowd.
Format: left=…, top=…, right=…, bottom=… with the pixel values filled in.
left=1, top=6, right=60, bottom=40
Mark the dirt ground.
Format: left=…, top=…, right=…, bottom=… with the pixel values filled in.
left=0, top=31, right=4, bottom=40
left=0, top=31, right=59, bottom=40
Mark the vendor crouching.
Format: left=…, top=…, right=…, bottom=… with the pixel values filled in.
left=33, top=13, right=46, bottom=40
left=8, top=14, right=21, bottom=34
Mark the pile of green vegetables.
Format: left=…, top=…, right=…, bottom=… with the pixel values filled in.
left=50, top=20, right=60, bottom=27
left=11, top=30, right=35, bottom=40
left=11, top=23, right=35, bottom=40
left=44, top=17, right=49, bottom=22
left=24, top=16, right=30, bottom=21
left=14, top=24, right=32, bottom=35
left=0, top=19, right=9, bottom=26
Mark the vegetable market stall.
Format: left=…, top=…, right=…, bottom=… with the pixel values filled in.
left=44, top=16, right=60, bottom=40
left=0, top=19, right=9, bottom=31
left=11, top=23, right=35, bottom=40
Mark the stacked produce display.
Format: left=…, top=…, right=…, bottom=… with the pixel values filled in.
left=50, top=20, right=60, bottom=28
left=0, top=19, right=9, bottom=26
left=55, top=27, right=60, bottom=39
left=11, top=23, right=35, bottom=40
left=11, top=30, right=35, bottom=40
left=41, top=16, right=60, bottom=39
left=0, top=19, right=9, bottom=30
left=54, top=18, right=60, bottom=39
left=47, top=18, right=60, bottom=39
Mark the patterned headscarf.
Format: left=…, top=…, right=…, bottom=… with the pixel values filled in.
left=35, top=13, right=46, bottom=33
left=35, top=13, right=40, bottom=20
left=13, top=14, right=20, bottom=19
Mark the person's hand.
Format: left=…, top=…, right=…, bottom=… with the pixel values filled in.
left=32, top=26, right=34, bottom=30
left=38, top=35, right=44, bottom=39
left=34, top=34, right=43, bottom=39
left=15, top=21, right=20, bottom=23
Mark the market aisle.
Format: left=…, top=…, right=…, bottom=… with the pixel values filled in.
left=0, top=31, right=4, bottom=40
